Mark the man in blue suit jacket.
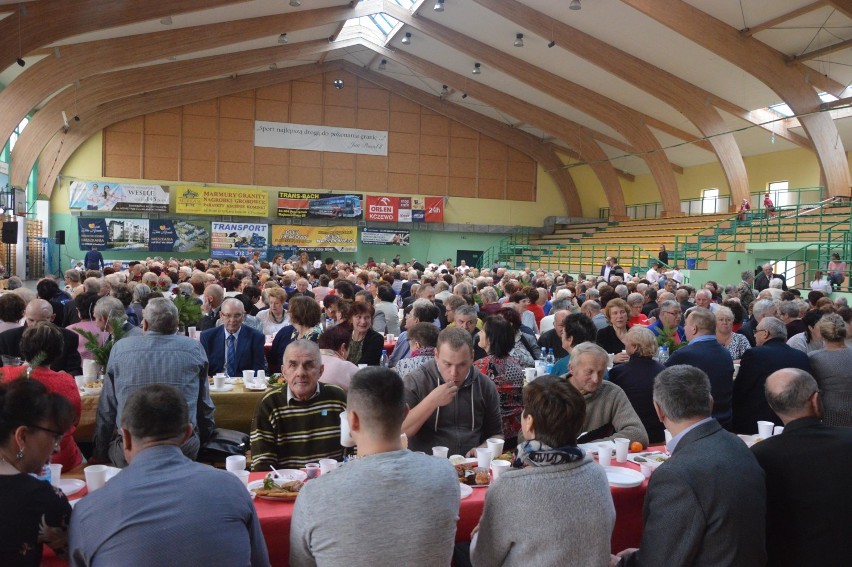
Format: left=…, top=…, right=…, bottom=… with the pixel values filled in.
left=665, top=307, right=734, bottom=429
left=732, top=317, right=810, bottom=434
left=200, top=298, right=267, bottom=377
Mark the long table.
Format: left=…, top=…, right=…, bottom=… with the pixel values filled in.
left=75, top=383, right=267, bottom=442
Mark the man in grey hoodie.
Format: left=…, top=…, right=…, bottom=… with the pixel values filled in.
left=401, top=327, right=502, bottom=456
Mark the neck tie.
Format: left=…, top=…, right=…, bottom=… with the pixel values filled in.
left=226, top=334, right=236, bottom=377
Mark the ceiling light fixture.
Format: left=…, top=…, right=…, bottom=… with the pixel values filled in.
left=269, top=63, right=278, bottom=70
left=462, top=93, right=468, bottom=99
left=514, top=33, right=524, bottom=48
left=434, top=0, right=444, bottom=12
left=472, top=62, right=481, bottom=75
left=333, top=78, right=345, bottom=89
left=547, top=40, right=556, bottom=48
left=16, top=7, right=24, bottom=67
left=401, top=32, right=412, bottom=45
left=569, top=0, right=581, bottom=10
left=440, top=85, right=449, bottom=97
left=278, top=33, right=288, bottom=44
left=378, top=59, right=387, bottom=71
left=160, top=16, right=173, bottom=25
left=289, top=0, right=301, bottom=6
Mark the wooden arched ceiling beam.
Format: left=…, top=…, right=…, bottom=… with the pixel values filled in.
left=360, top=41, right=626, bottom=218
left=0, top=1, right=380, bottom=153
left=36, top=62, right=344, bottom=199
left=741, top=2, right=823, bottom=36
left=340, top=61, right=583, bottom=216
left=10, top=38, right=361, bottom=188
left=0, top=0, right=251, bottom=71
left=826, top=1, right=852, bottom=20
left=384, top=2, right=681, bottom=215
left=621, top=0, right=852, bottom=197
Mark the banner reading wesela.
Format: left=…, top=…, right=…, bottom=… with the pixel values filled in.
left=365, top=196, right=444, bottom=223
left=255, top=121, right=388, bottom=156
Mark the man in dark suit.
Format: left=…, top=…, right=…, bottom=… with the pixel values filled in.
left=732, top=317, right=810, bottom=433
left=665, top=307, right=734, bottom=428
left=737, top=297, right=777, bottom=347
left=0, top=298, right=83, bottom=376
left=616, top=365, right=766, bottom=567
left=754, top=262, right=787, bottom=291
left=287, top=278, right=315, bottom=301
left=197, top=284, right=225, bottom=332
left=751, top=368, right=852, bottom=567
left=200, top=297, right=266, bottom=377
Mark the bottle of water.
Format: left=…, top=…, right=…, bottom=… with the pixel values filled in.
left=32, top=462, right=51, bottom=484
left=379, top=349, right=389, bottom=368
left=535, top=348, right=547, bottom=375
left=325, top=317, right=334, bottom=330
left=656, top=345, right=669, bottom=364
left=545, top=348, right=555, bottom=374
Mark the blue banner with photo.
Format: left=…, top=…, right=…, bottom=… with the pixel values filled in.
left=149, top=220, right=209, bottom=253
left=78, top=218, right=109, bottom=250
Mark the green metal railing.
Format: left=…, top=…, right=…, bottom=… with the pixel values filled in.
left=770, top=230, right=852, bottom=289
left=482, top=241, right=667, bottom=277
left=480, top=227, right=533, bottom=269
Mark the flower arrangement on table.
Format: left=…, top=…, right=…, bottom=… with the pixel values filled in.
left=267, top=373, right=286, bottom=387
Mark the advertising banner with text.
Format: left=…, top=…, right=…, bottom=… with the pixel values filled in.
left=175, top=186, right=269, bottom=217
left=69, top=179, right=169, bottom=213
left=364, top=196, right=444, bottom=223
left=269, top=225, right=357, bottom=253
left=255, top=121, right=388, bottom=156
left=361, top=228, right=410, bottom=246
left=276, top=191, right=363, bottom=219
left=149, top=220, right=210, bottom=253
left=78, top=218, right=150, bottom=251
left=211, top=222, right=268, bottom=259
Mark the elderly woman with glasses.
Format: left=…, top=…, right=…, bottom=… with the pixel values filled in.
left=715, top=305, right=751, bottom=362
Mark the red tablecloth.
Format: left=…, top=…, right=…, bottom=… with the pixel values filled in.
left=48, top=453, right=650, bottom=566
left=383, top=340, right=396, bottom=355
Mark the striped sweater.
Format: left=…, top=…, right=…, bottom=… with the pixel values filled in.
left=250, top=383, right=347, bottom=471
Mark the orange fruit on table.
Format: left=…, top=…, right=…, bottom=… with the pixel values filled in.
left=629, top=441, right=644, bottom=453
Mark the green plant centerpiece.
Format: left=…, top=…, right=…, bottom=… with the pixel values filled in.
left=75, top=317, right=129, bottom=375
left=173, top=293, right=202, bottom=329
left=655, top=325, right=686, bottom=353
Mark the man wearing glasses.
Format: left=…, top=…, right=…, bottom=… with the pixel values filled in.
left=200, top=298, right=267, bottom=377
left=648, top=300, right=685, bottom=345
left=732, top=317, right=810, bottom=434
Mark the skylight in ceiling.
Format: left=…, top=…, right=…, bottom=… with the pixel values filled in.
left=766, top=93, right=837, bottom=118
left=339, top=0, right=415, bottom=43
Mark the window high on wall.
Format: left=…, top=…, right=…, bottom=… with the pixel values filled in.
left=701, top=188, right=719, bottom=214
left=768, top=180, right=789, bottom=207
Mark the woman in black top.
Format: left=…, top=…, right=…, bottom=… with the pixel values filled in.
left=346, top=302, right=384, bottom=366
left=609, top=326, right=666, bottom=443
left=595, top=298, right=630, bottom=365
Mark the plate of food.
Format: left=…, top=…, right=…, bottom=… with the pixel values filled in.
left=82, top=383, right=103, bottom=396
left=603, top=466, right=645, bottom=488
left=269, top=469, right=308, bottom=482
left=737, top=434, right=765, bottom=448
left=626, top=451, right=670, bottom=469
left=248, top=477, right=304, bottom=501
left=579, top=440, right=615, bottom=455
left=59, top=478, right=86, bottom=496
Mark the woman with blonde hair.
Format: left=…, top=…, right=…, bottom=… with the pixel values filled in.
left=715, top=305, right=751, bottom=362
left=808, top=313, right=852, bottom=426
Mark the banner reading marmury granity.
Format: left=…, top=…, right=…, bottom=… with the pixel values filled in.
left=269, top=226, right=357, bottom=253
left=69, top=179, right=169, bottom=213
left=210, top=222, right=268, bottom=259
left=364, top=196, right=444, bottom=223
left=255, top=121, right=388, bottom=156
left=361, top=228, right=410, bottom=246
left=175, top=186, right=269, bottom=217
left=276, top=191, right=363, bottom=219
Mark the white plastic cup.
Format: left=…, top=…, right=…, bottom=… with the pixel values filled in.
left=664, top=429, right=673, bottom=445
left=597, top=444, right=612, bottom=467
left=187, top=326, right=196, bottom=338
left=75, top=375, right=87, bottom=389
left=340, top=411, right=355, bottom=447
left=225, top=455, right=246, bottom=472
left=486, top=438, right=504, bottom=460
left=614, top=438, right=630, bottom=463
left=490, top=459, right=511, bottom=481
left=305, top=463, right=320, bottom=479
left=476, top=448, right=493, bottom=468
left=213, top=374, right=226, bottom=389
left=319, top=458, right=338, bottom=475
left=639, top=463, right=653, bottom=478
left=232, top=469, right=250, bottom=487
left=773, top=426, right=784, bottom=436
left=84, top=464, right=108, bottom=492
left=524, top=368, right=536, bottom=383
left=432, top=446, right=449, bottom=458
left=49, top=463, right=62, bottom=487
left=82, top=360, right=99, bottom=379
left=607, top=353, right=615, bottom=369
left=242, top=370, right=255, bottom=382
left=255, top=370, right=266, bottom=381
left=386, top=333, right=394, bottom=342
left=757, top=421, right=774, bottom=439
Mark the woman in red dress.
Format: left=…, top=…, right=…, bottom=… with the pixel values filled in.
left=763, top=192, right=775, bottom=218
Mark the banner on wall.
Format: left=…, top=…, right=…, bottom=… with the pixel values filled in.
left=175, top=186, right=269, bottom=217
left=364, top=196, right=444, bottom=223
left=269, top=225, right=357, bottom=253
left=211, top=222, right=268, bottom=259
left=361, top=227, right=410, bottom=246
left=69, top=180, right=169, bottom=213
left=78, top=218, right=150, bottom=251
left=149, top=220, right=210, bottom=253
left=255, top=121, right=388, bottom=156
left=277, top=191, right=363, bottom=219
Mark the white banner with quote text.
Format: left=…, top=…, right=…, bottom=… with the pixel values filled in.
left=254, top=121, right=388, bottom=156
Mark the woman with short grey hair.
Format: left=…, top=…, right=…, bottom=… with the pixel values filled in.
left=715, top=305, right=751, bottom=362
left=808, top=313, right=852, bottom=427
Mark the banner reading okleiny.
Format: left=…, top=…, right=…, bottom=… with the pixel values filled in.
left=269, top=226, right=357, bottom=253
left=361, top=228, right=410, bottom=246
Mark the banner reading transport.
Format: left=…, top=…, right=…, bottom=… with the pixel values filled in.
left=69, top=179, right=169, bottom=213
left=211, top=222, right=268, bottom=259
left=269, top=226, right=357, bottom=253
left=364, top=196, right=444, bottom=223
left=277, top=191, right=362, bottom=219
left=175, top=186, right=269, bottom=217
left=361, top=227, right=410, bottom=246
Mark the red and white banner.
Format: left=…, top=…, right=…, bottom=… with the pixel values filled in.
left=365, top=196, right=444, bottom=223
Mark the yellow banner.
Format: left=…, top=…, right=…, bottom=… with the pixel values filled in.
left=175, top=186, right=269, bottom=217
left=270, top=225, right=357, bottom=252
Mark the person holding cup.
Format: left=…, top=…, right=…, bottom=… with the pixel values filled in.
left=0, top=377, right=74, bottom=566
left=467, top=376, right=615, bottom=566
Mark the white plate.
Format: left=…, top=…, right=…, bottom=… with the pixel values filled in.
left=626, top=452, right=670, bottom=469
left=603, top=466, right=645, bottom=488
left=579, top=440, right=615, bottom=455
left=259, top=469, right=307, bottom=482
left=737, top=434, right=765, bottom=448
left=59, top=479, right=85, bottom=496
left=104, top=466, right=121, bottom=481
left=459, top=484, right=473, bottom=499
left=225, top=377, right=242, bottom=385
left=247, top=475, right=306, bottom=501
left=209, top=384, right=234, bottom=392
left=244, top=383, right=268, bottom=391
left=471, top=483, right=490, bottom=488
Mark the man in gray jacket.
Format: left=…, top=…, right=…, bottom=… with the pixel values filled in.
left=402, top=327, right=502, bottom=456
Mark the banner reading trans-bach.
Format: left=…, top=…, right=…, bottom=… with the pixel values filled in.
left=277, top=191, right=362, bottom=219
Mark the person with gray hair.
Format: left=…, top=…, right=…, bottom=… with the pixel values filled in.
left=750, top=368, right=852, bottom=567
left=93, top=295, right=142, bottom=340
left=6, top=275, right=23, bottom=290
left=615, top=365, right=767, bottom=567
left=0, top=298, right=83, bottom=376
left=94, top=298, right=214, bottom=467
left=738, top=298, right=777, bottom=347
left=73, top=384, right=268, bottom=566
left=580, top=299, right=608, bottom=331
left=806, top=313, right=852, bottom=427
left=732, top=316, right=810, bottom=434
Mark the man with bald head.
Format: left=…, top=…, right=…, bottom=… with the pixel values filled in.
left=751, top=369, right=852, bottom=567
left=200, top=297, right=266, bottom=377
left=0, top=298, right=82, bottom=375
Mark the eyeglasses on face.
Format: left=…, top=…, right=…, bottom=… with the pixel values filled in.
left=220, top=313, right=244, bottom=319
left=28, top=424, right=64, bottom=446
